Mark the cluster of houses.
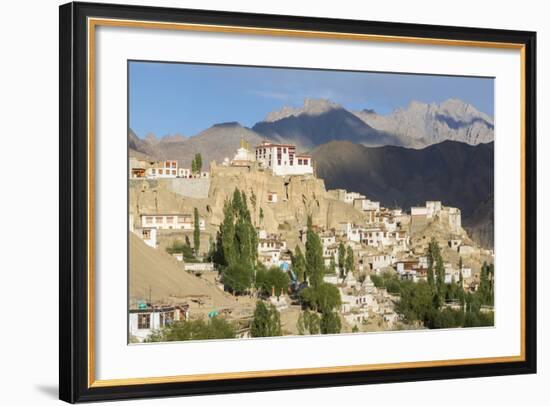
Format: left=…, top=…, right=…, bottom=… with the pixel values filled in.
left=129, top=157, right=210, bottom=180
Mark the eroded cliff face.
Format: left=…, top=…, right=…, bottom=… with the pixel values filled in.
left=129, top=164, right=368, bottom=251
left=208, top=163, right=366, bottom=245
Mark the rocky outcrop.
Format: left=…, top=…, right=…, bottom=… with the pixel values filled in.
left=208, top=163, right=366, bottom=246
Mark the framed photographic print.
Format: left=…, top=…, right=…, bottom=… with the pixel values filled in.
left=59, top=1, right=537, bottom=403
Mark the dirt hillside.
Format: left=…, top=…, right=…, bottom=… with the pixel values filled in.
left=129, top=233, right=237, bottom=307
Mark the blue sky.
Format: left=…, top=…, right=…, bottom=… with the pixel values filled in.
left=129, top=61, right=494, bottom=138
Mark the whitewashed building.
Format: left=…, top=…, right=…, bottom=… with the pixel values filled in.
left=146, top=160, right=179, bottom=179
left=366, top=253, right=395, bottom=271
left=353, top=198, right=380, bottom=212
left=411, top=206, right=428, bottom=216
left=140, top=227, right=157, bottom=249
left=344, top=192, right=366, bottom=204
left=140, top=213, right=206, bottom=231
left=426, top=201, right=443, bottom=218
left=129, top=305, right=187, bottom=342
left=255, top=141, right=313, bottom=176
left=178, top=167, right=191, bottom=178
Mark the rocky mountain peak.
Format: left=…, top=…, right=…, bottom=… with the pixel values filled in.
left=211, top=121, right=243, bottom=128
left=263, top=98, right=341, bottom=123
left=143, top=133, right=158, bottom=144
left=353, top=98, right=494, bottom=147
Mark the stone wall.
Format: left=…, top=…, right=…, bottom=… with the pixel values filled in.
left=166, top=178, right=211, bottom=199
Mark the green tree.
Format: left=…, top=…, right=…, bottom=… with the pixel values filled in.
left=250, top=190, right=257, bottom=224
left=427, top=238, right=437, bottom=288
left=145, top=317, right=236, bottom=342
left=256, top=267, right=290, bottom=297
left=427, top=238, right=444, bottom=306
left=220, top=200, right=237, bottom=267
left=297, top=310, right=320, bottom=335
left=193, top=207, right=200, bottom=255
left=305, top=216, right=324, bottom=288
left=396, top=280, right=434, bottom=323
left=206, top=235, right=215, bottom=262
left=345, top=246, right=355, bottom=275
left=338, top=242, right=346, bottom=278
left=215, top=188, right=258, bottom=293
left=166, top=240, right=196, bottom=262
left=316, top=283, right=341, bottom=313
left=196, top=153, right=202, bottom=173
left=235, top=217, right=253, bottom=269
left=191, top=153, right=203, bottom=175
left=300, top=282, right=341, bottom=313
left=291, top=245, right=306, bottom=282
left=320, top=310, right=341, bottom=334
left=223, top=263, right=253, bottom=294
left=232, top=188, right=243, bottom=214
left=435, top=260, right=445, bottom=307
left=479, top=261, right=494, bottom=306
left=329, top=257, right=336, bottom=274
left=251, top=301, right=282, bottom=337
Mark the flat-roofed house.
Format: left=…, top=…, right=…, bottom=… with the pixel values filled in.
left=140, top=213, right=206, bottom=231
left=146, top=160, right=179, bottom=179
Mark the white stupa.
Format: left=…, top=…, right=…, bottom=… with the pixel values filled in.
left=231, top=138, right=256, bottom=167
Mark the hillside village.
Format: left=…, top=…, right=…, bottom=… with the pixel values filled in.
left=128, top=138, right=495, bottom=343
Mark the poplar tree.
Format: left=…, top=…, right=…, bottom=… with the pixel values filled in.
left=338, top=242, right=346, bottom=278
left=195, top=153, right=202, bottom=173
left=305, top=216, right=324, bottom=288
left=329, top=257, right=336, bottom=274
left=320, top=310, right=342, bottom=334
left=292, top=245, right=306, bottom=282
left=251, top=301, right=282, bottom=337
left=220, top=200, right=236, bottom=267
left=216, top=188, right=258, bottom=294
left=427, top=238, right=436, bottom=288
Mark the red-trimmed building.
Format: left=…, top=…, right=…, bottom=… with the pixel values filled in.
left=255, top=141, right=314, bottom=176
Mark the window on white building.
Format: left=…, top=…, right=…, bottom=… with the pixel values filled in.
left=138, top=313, right=150, bottom=329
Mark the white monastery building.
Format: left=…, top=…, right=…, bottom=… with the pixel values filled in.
left=255, top=141, right=314, bottom=176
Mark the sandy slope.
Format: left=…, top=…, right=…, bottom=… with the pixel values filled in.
left=129, top=233, right=237, bottom=307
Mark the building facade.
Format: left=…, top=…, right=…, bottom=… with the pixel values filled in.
left=140, top=213, right=206, bottom=231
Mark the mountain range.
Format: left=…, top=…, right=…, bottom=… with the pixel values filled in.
left=129, top=97, right=494, bottom=247
left=252, top=99, right=404, bottom=150
left=130, top=97, right=494, bottom=162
